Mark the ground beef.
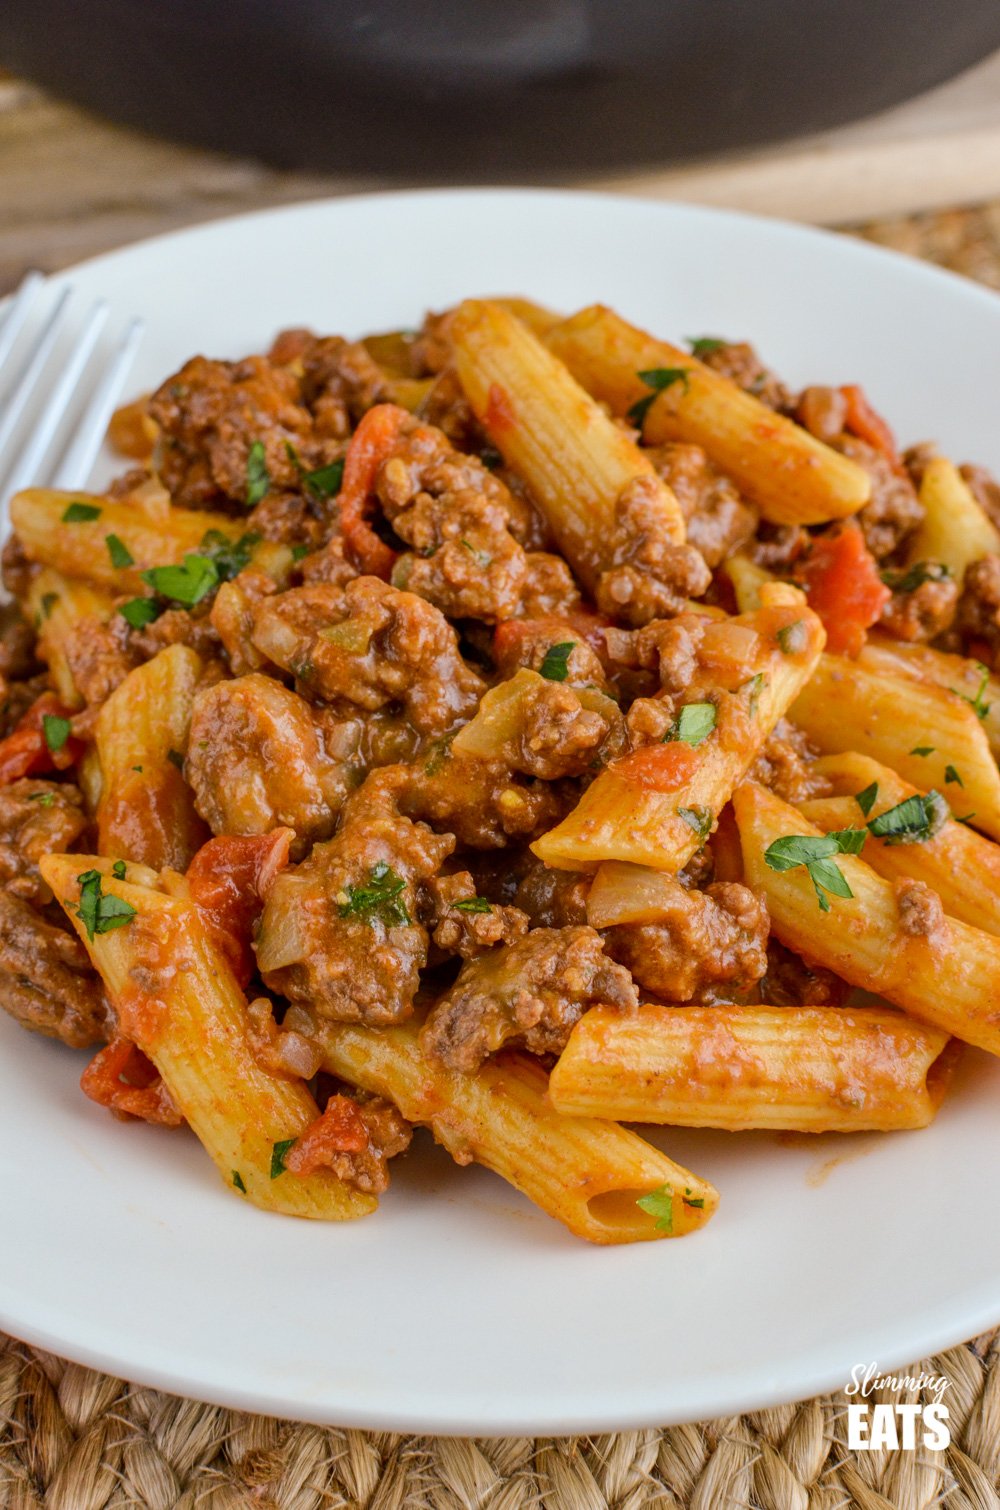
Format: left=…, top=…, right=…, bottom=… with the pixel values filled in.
left=285, top=1092, right=412, bottom=1194
left=410, top=309, right=456, bottom=376
left=420, top=871, right=529, bottom=958
left=760, top=939, right=849, bottom=1006
left=0, top=893, right=108, bottom=1047
left=610, top=612, right=707, bottom=694
left=879, top=572, right=959, bottom=642
left=298, top=336, right=392, bottom=439
left=0, top=780, right=87, bottom=902
left=258, top=773, right=454, bottom=1025
left=494, top=619, right=608, bottom=689
left=513, top=861, right=591, bottom=928
left=748, top=720, right=831, bottom=805
left=475, top=678, right=620, bottom=781
left=61, top=619, right=134, bottom=706
left=959, top=462, right=1000, bottom=533
left=186, top=674, right=351, bottom=855
left=210, top=569, right=281, bottom=677
left=149, top=354, right=323, bottom=510
left=603, top=881, right=769, bottom=1002
left=0, top=603, right=37, bottom=681
left=956, top=554, right=1000, bottom=668
left=421, top=924, right=637, bottom=1071
left=839, top=438, right=924, bottom=560
left=647, top=442, right=757, bottom=566
left=251, top=577, right=485, bottom=736
left=895, top=877, right=945, bottom=940
left=416, top=368, right=485, bottom=451
left=247, top=486, right=338, bottom=552
left=392, top=755, right=571, bottom=849
left=594, top=476, right=712, bottom=626
left=748, top=524, right=810, bottom=574
left=378, top=418, right=577, bottom=622
left=0, top=673, right=50, bottom=738
left=699, top=340, right=791, bottom=410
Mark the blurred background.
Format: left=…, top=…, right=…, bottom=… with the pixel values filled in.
left=2, top=1, right=1000, bottom=292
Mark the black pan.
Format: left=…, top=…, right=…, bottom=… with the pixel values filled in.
left=3, top=1, right=1000, bottom=176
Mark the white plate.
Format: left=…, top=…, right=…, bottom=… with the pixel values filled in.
left=3, top=190, right=1000, bottom=1435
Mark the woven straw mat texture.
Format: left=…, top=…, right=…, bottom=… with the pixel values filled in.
left=4, top=199, right=1000, bottom=1510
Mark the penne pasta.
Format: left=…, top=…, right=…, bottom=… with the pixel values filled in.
left=24, top=568, right=115, bottom=709
left=548, top=1003, right=956, bottom=1133
left=545, top=305, right=870, bottom=525
left=9, top=487, right=243, bottom=592
left=790, top=651, right=999, bottom=837
left=533, top=587, right=824, bottom=871
left=40, top=854, right=374, bottom=1220
left=734, top=780, right=1000, bottom=1056
left=907, top=455, right=1000, bottom=581
left=858, top=635, right=1000, bottom=762
left=319, top=1017, right=717, bottom=1244
left=94, top=644, right=208, bottom=870
left=797, top=751, right=1000, bottom=938
left=450, top=298, right=687, bottom=592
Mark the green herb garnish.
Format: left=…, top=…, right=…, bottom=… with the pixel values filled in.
left=944, top=765, right=964, bottom=787
left=953, top=663, right=991, bottom=721
left=627, top=367, right=691, bottom=427
left=665, top=701, right=716, bottom=747
left=338, top=861, right=410, bottom=927
left=881, top=561, right=951, bottom=593
left=62, top=501, right=101, bottom=523
left=678, top=805, right=713, bottom=840
left=246, top=440, right=270, bottom=507
left=453, top=896, right=493, bottom=914
left=75, top=868, right=136, bottom=942
left=776, top=620, right=807, bottom=655
left=688, top=337, right=726, bottom=358
left=636, top=1185, right=674, bottom=1232
left=232, top=1171, right=247, bottom=1193
left=855, top=782, right=879, bottom=818
left=539, top=641, right=576, bottom=683
left=39, top=592, right=58, bottom=620
left=42, top=714, right=71, bottom=754
left=270, top=1138, right=296, bottom=1179
left=105, top=534, right=134, bottom=569
left=910, top=746, right=935, bottom=757
left=112, top=860, right=127, bottom=880
left=867, top=791, right=948, bottom=846
left=119, top=597, right=162, bottom=630
left=291, top=544, right=310, bottom=562
left=140, top=554, right=219, bottom=607
left=741, top=673, right=766, bottom=718
left=764, top=831, right=865, bottom=912
left=28, top=791, right=55, bottom=807
left=199, top=529, right=261, bottom=581
left=302, top=458, right=344, bottom=501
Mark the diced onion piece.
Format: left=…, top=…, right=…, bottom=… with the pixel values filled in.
left=586, top=860, right=683, bottom=927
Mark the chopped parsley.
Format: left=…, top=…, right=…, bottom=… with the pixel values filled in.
left=956, top=812, right=978, bottom=826
left=28, top=791, right=55, bottom=807
left=246, top=440, right=270, bottom=507
left=453, top=896, right=493, bottom=914
left=75, top=868, right=136, bottom=942
left=232, top=1170, right=247, bottom=1193
left=687, top=337, right=726, bottom=358
left=867, top=791, right=948, bottom=846
left=880, top=561, right=951, bottom=593
left=460, top=538, right=492, bottom=567
left=665, top=701, right=716, bottom=747
left=627, top=367, right=691, bottom=427
left=62, top=501, right=101, bottom=523
left=39, top=592, right=59, bottom=620
left=105, top=533, right=134, bottom=569
left=140, top=554, right=219, bottom=607
left=539, top=641, right=576, bottom=682
left=944, top=764, right=964, bottom=787
left=741, top=673, right=766, bottom=718
left=636, top=1184, right=674, bottom=1232
left=910, top=746, right=935, bottom=757
left=776, top=620, right=807, bottom=655
left=678, top=805, right=713, bottom=840
left=953, top=663, right=992, bottom=722
left=337, top=861, right=410, bottom=927
left=270, top=1138, right=296, bottom=1179
left=682, top=1191, right=705, bottom=1210
left=854, top=782, right=879, bottom=818
left=423, top=735, right=454, bottom=777
left=199, top=528, right=261, bottom=581
left=764, top=831, right=864, bottom=912
left=290, top=543, right=310, bottom=562
left=119, top=597, right=162, bottom=630
left=42, top=714, right=71, bottom=754
left=301, top=458, right=344, bottom=500
left=112, top=860, right=127, bottom=880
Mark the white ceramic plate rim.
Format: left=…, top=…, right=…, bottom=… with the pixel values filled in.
left=3, top=188, right=1000, bottom=1434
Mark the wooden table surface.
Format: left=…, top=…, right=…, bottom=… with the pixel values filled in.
left=4, top=69, right=1000, bottom=297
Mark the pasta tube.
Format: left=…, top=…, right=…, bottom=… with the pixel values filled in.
left=858, top=635, right=1000, bottom=762
left=40, top=854, right=373, bottom=1220
left=797, top=751, right=1000, bottom=938
left=533, top=587, right=824, bottom=871
left=548, top=1004, right=956, bottom=1133
left=545, top=305, right=870, bottom=526
left=906, top=456, right=1000, bottom=580
left=319, top=1018, right=717, bottom=1244
left=450, top=298, right=687, bottom=592
left=790, top=652, right=999, bottom=838
left=24, top=568, right=114, bottom=708
left=94, top=644, right=208, bottom=870
left=734, top=781, right=1000, bottom=1056
left=9, top=487, right=242, bottom=592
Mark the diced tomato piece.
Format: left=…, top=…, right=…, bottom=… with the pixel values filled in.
left=81, top=1036, right=182, bottom=1126
left=795, top=523, right=890, bottom=658
left=0, top=692, right=79, bottom=785
left=338, top=403, right=409, bottom=579
left=840, top=384, right=903, bottom=472
left=186, top=828, right=294, bottom=986
left=284, top=1095, right=369, bottom=1176
left=611, top=740, right=701, bottom=793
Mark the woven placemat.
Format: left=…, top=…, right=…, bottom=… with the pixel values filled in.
left=4, top=202, right=1000, bottom=1510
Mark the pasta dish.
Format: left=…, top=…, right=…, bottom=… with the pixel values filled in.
left=2, top=296, right=996, bottom=1243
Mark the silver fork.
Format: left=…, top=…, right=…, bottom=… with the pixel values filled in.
left=0, top=270, right=144, bottom=514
